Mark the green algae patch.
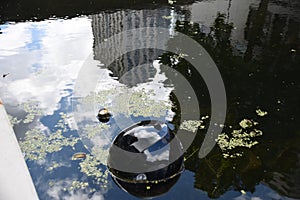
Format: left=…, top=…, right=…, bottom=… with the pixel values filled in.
left=8, top=114, right=22, bottom=126
left=54, top=112, right=70, bottom=132
left=84, top=123, right=110, bottom=139
left=20, top=128, right=79, bottom=161
left=68, top=180, right=89, bottom=191
left=21, top=101, right=43, bottom=124
left=81, top=88, right=172, bottom=119
left=256, top=108, right=268, bottom=117
left=79, top=154, right=109, bottom=187
left=47, top=162, right=61, bottom=172
left=217, top=118, right=263, bottom=158
left=239, top=119, right=254, bottom=129
left=179, top=120, right=204, bottom=133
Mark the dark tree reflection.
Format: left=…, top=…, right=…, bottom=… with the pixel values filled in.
left=160, top=5, right=300, bottom=198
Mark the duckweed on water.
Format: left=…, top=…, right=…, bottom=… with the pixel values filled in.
left=91, top=147, right=109, bottom=165
left=217, top=118, right=263, bottom=158
left=54, top=112, right=70, bottom=132
left=256, top=108, right=268, bottom=116
left=21, top=101, right=43, bottom=123
left=79, top=154, right=109, bottom=187
left=81, top=89, right=172, bottom=118
left=8, top=114, right=22, bottom=126
left=126, top=90, right=172, bottom=118
left=20, top=128, right=79, bottom=161
left=47, top=162, right=61, bottom=172
left=84, top=123, right=110, bottom=139
left=69, top=180, right=89, bottom=191
left=239, top=119, right=257, bottom=129
left=179, top=120, right=205, bottom=133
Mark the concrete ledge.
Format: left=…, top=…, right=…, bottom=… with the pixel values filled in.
left=0, top=99, right=39, bottom=200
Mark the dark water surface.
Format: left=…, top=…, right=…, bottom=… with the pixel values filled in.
left=0, top=0, right=299, bottom=199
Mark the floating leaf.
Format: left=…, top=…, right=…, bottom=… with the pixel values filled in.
left=71, top=152, right=87, bottom=160
left=256, top=108, right=268, bottom=117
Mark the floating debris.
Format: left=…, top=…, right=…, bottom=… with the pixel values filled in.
left=71, top=152, right=87, bottom=160
left=241, top=190, right=246, bottom=195
left=290, top=49, right=296, bottom=53
left=97, top=108, right=111, bottom=123
left=168, top=0, right=175, bottom=4
left=180, top=120, right=204, bottom=133
left=201, top=115, right=209, bottom=120
left=256, top=108, right=268, bottom=117
left=162, top=15, right=173, bottom=20
left=2, top=73, right=9, bottom=78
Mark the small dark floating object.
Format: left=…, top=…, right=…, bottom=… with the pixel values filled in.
left=107, top=120, right=184, bottom=198
left=71, top=152, right=86, bottom=160
left=97, top=108, right=111, bottom=123
left=2, top=73, right=9, bottom=78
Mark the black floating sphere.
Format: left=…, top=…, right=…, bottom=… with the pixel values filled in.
left=107, top=120, right=184, bottom=198
left=97, top=108, right=111, bottom=123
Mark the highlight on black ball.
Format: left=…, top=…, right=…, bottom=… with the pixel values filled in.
left=97, top=108, right=111, bottom=123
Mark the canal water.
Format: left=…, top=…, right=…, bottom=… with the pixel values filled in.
left=0, top=0, right=299, bottom=199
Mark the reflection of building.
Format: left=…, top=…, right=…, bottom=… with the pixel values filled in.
left=91, top=9, right=174, bottom=86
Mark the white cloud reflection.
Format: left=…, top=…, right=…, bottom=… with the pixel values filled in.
left=46, top=179, right=104, bottom=200
left=0, top=17, right=93, bottom=115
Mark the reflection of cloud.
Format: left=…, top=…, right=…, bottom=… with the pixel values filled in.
left=0, top=17, right=93, bottom=115
left=46, top=179, right=104, bottom=200
left=144, top=148, right=170, bottom=162
left=0, top=23, right=32, bottom=56
left=64, top=192, right=104, bottom=200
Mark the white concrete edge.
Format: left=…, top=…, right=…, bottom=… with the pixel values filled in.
left=0, top=99, right=39, bottom=200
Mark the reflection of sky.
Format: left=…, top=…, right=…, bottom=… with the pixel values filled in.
left=0, top=17, right=93, bottom=115
left=0, top=8, right=291, bottom=200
